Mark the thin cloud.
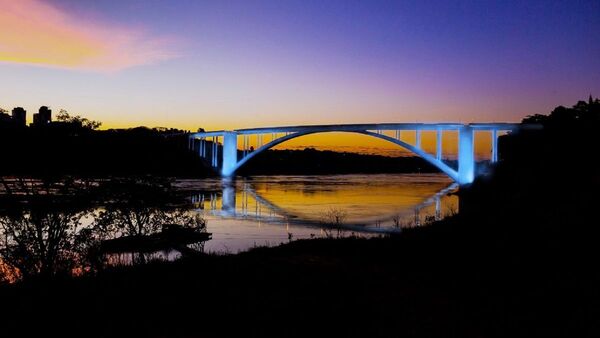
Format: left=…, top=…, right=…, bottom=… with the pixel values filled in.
left=0, top=0, right=179, bottom=72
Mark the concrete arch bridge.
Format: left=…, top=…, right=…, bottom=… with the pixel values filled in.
left=189, top=123, right=520, bottom=185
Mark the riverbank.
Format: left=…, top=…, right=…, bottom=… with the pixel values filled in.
left=1, top=203, right=597, bottom=337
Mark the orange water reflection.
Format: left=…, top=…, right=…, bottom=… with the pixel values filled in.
left=186, top=174, right=459, bottom=252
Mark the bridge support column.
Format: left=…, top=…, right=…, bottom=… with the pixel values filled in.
left=491, top=130, right=498, bottom=163
left=415, top=130, right=421, bottom=149
left=222, top=131, right=238, bottom=177
left=212, top=137, right=217, bottom=167
left=458, top=126, right=475, bottom=185
left=436, top=129, right=442, bottom=161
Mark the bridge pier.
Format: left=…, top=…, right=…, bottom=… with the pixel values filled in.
left=222, top=131, right=238, bottom=177
left=211, top=137, right=218, bottom=167
left=491, top=129, right=498, bottom=163
left=458, top=126, right=475, bottom=185
left=436, top=129, right=443, bottom=161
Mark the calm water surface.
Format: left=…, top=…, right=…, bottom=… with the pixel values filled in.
left=178, top=174, right=458, bottom=253
left=0, top=174, right=458, bottom=281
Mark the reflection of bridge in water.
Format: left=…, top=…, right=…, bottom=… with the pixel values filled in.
left=190, top=181, right=459, bottom=233
left=190, top=123, right=521, bottom=185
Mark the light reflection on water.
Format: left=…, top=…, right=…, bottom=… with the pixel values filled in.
left=0, top=174, right=459, bottom=281
left=180, top=174, right=459, bottom=253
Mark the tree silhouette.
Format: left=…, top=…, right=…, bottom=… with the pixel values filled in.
left=0, top=206, right=90, bottom=280
left=56, top=109, right=102, bottom=130
left=523, top=96, right=600, bottom=126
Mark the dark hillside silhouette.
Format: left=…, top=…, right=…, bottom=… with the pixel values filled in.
left=484, top=96, right=600, bottom=192
left=237, top=147, right=446, bottom=175
left=0, top=122, right=211, bottom=177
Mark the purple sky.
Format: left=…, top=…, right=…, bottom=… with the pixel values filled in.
left=1, top=0, right=599, bottom=133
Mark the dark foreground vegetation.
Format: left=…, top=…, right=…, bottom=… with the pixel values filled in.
left=1, top=97, right=599, bottom=337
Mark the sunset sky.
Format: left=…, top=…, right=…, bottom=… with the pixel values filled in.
left=1, top=0, right=599, bottom=155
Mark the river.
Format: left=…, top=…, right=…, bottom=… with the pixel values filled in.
left=0, top=173, right=458, bottom=281
left=177, top=173, right=458, bottom=253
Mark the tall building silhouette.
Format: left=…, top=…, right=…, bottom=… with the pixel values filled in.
left=33, top=106, right=52, bottom=126
left=11, top=107, right=26, bottom=127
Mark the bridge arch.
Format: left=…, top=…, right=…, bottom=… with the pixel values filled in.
left=228, top=130, right=459, bottom=181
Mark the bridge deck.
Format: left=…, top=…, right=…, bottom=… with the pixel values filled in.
left=234, top=123, right=521, bottom=134
left=191, top=123, right=523, bottom=137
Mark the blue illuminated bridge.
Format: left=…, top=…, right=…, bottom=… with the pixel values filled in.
left=189, top=123, right=522, bottom=185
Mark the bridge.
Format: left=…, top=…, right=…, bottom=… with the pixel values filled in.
left=189, top=123, right=521, bottom=185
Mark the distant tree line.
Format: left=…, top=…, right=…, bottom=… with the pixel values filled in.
left=522, top=95, right=600, bottom=127
left=0, top=114, right=211, bottom=177
left=237, top=147, right=444, bottom=175
left=55, top=110, right=103, bottom=130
